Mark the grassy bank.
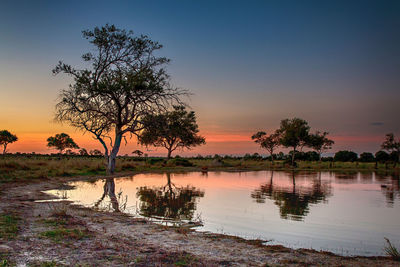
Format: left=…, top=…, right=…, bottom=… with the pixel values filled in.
left=0, top=154, right=398, bottom=184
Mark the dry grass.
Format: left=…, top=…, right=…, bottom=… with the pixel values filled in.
left=0, top=154, right=398, bottom=184
left=384, top=237, right=400, bottom=261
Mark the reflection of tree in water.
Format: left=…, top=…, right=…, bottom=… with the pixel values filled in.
left=380, top=174, right=400, bottom=207
left=94, top=178, right=127, bottom=212
left=136, top=173, right=204, bottom=221
left=334, top=171, right=357, bottom=181
left=251, top=171, right=332, bottom=221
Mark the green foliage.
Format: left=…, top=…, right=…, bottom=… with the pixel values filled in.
left=40, top=228, right=88, bottom=242
left=167, top=158, right=194, bottom=167
left=381, top=133, right=400, bottom=163
left=308, top=131, right=334, bottom=159
left=53, top=24, right=186, bottom=174
left=375, top=150, right=390, bottom=162
left=139, top=106, right=205, bottom=158
left=46, top=133, right=79, bottom=153
left=278, top=118, right=310, bottom=166
left=0, top=130, right=18, bottom=154
left=146, top=158, right=165, bottom=165
left=288, top=151, right=320, bottom=161
left=334, top=150, right=358, bottom=162
left=384, top=237, right=400, bottom=261
left=243, top=153, right=263, bottom=161
left=278, top=118, right=310, bottom=149
left=0, top=259, right=9, bottom=267
left=359, top=152, right=375, bottom=162
left=251, top=131, right=280, bottom=160
left=136, top=174, right=204, bottom=220
left=0, top=214, right=19, bottom=239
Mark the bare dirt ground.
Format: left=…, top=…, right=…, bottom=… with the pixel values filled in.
left=0, top=177, right=398, bottom=267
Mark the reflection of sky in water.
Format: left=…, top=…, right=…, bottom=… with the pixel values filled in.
left=45, top=171, right=400, bottom=256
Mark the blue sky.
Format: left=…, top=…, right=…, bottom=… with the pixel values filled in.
left=0, top=0, right=399, bottom=154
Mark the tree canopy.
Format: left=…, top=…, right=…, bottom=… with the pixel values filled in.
left=278, top=118, right=310, bottom=166
left=138, top=105, right=205, bottom=158
left=47, top=133, right=79, bottom=153
left=0, top=130, right=18, bottom=154
left=251, top=131, right=280, bottom=163
left=334, top=150, right=358, bottom=162
left=381, top=133, right=400, bottom=163
left=53, top=24, right=186, bottom=173
left=308, top=131, right=334, bottom=161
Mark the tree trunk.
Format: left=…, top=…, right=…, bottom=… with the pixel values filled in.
left=167, top=149, right=172, bottom=159
left=291, top=147, right=296, bottom=167
left=2, top=144, right=6, bottom=154
left=104, top=178, right=120, bottom=212
left=270, top=149, right=274, bottom=165
left=107, top=132, right=123, bottom=175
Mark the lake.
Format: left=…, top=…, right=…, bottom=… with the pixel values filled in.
left=44, top=170, right=400, bottom=256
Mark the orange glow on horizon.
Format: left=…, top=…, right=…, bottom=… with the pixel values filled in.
left=4, top=131, right=385, bottom=155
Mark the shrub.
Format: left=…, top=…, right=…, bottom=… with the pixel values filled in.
left=167, top=158, right=193, bottom=167
left=375, top=150, right=390, bottom=162
left=334, top=150, right=358, bottom=162
left=359, top=152, right=375, bottom=162
left=146, top=158, right=165, bottom=165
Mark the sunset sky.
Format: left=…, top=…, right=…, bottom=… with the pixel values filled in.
left=0, top=0, right=399, bottom=156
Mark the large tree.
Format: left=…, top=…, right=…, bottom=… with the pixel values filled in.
left=0, top=130, right=18, bottom=154
left=251, top=130, right=280, bottom=163
left=278, top=118, right=310, bottom=167
left=308, top=131, right=334, bottom=161
left=47, top=133, right=79, bottom=154
left=53, top=25, right=186, bottom=174
left=381, top=133, right=400, bottom=164
left=138, top=106, right=205, bottom=159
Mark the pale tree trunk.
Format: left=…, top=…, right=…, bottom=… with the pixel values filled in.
left=107, top=132, right=122, bottom=175
left=94, top=178, right=120, bottom=212
left=104, top=178, right=120, bottom=212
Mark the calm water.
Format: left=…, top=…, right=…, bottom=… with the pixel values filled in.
left=44, top=171, right=400, bottom=256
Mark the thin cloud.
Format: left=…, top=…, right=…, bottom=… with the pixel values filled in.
left=370, top=122, right=384, bottom=126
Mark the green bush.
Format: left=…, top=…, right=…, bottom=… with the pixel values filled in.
left=167, top=158, right=193, bottom=167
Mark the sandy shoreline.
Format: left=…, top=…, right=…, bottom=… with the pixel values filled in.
left=0, top=174, right=398, bottom=266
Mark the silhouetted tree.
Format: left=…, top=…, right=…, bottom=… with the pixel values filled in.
left=308, top=131, right=334, bottom=161
left=132, top=149, right=144, bottom=157
left=90, top=149, right=103, bottom=156
left=334, top=150, right=358, bottom=162
left=138, top=106, right=205, bottom=159
left=359, top=152, right=375, bottom=162
left=79, top=148, right=89, bottom=156
left=375, top=150, right=390, bottom=163
left=278, top=118, right=310, bottom=167
left=53, top=24, right=186, bottom=174
left=47, top=133, right=79, bottom=154
left=0, top=130, right=18, bottom=154
left=381, top=133, right=400, bottom=165
left=251, top=130, right=280, bottom=163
